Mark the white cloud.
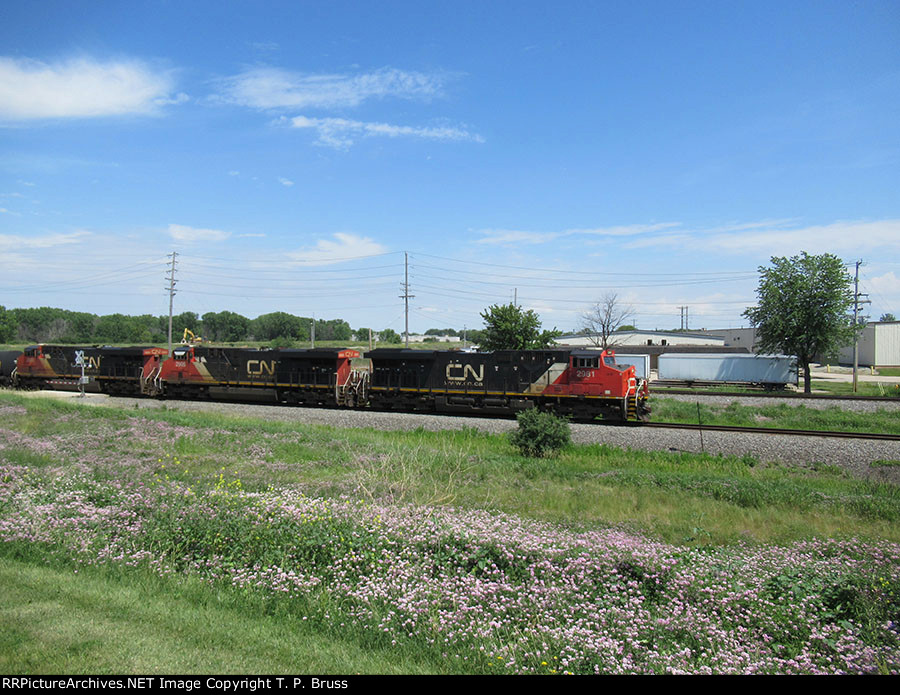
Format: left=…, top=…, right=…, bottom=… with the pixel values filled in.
left=288, top=115, right=483, bottom=149
left=565, top=223, right=681, bottom=237
left=476, top=223, right=679, bottom=246
left=286, top=233, right=388, bottom=265
left=476, top=229, right=563, bottom=245
left=869, top=271, right=900, bottom=295
left=0, top=230, right=89, bottom=251
left=619, top=219, right=900, bottom=258
left=278, top=177, right=294, bottom=187
left=0, top=57, right=178, bottom=120
left=707, top=220, right=900, bottom=255
left=217, top=66, right=444, bottom=110
left=167, top=224, right=231, bottom=243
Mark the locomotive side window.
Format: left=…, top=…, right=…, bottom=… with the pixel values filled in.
left=574, top=357, right=598, bottom=369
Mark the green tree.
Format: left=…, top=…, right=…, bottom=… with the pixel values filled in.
left=880, top=313, right=896, bottom=323
left=479, top=303, right=561, bottom=351
left=252, top=312, right=304, bottom=341
left=378, top=328, right=401, bottom=344
left=202, top=311, right=250, bottom=342
left=0, top=306, right=16, bottom=344
left=743, top=252, right=859, bottom=393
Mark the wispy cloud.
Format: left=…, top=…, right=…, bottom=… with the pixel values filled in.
left=624, top=219, right=900, bottom=256
left=216, top=67, right=444, bottom=110
left=0, top=57, right=180, bottom=120
left=476, top=223, right=680, bottom=246
left=476, top=229, right=563, bottom=245
left=278, top=177, right=294, bottom=187
left=287, top=115, right=483, bottom=149
left=286, top=233, right=388, bottom=265
left=167, top=224, right=231, bottom=243
left=0, top=230, right=89, bottom=251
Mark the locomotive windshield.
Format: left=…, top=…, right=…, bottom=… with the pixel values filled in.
left=603, top=355, right=627, bottom=371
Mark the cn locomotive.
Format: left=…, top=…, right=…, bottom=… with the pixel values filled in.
left=8, top=343, right=650, bottom=423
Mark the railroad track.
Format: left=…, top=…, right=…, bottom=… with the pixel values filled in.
left=653, top=388, right=900, bottom=403
left=643, top=421, right=900, bottom=441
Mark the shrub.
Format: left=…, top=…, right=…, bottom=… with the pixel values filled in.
left=509, top=408, right=571, bottom=458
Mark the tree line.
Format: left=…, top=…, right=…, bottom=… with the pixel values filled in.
left=0, top=305, right=490, bottom=347
left=0, top=307, right=361, bottom=345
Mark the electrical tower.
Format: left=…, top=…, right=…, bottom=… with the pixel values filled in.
left=400, top=252, right=414, bottom=348
left=166, top=251, right=178, bottom=353
left=852, top=260, right=871, bottom=392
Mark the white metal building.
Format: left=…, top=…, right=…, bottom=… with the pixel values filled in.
left=555, top=330, right=725, bottom=348
left=837, top=321, right=900, bottom=367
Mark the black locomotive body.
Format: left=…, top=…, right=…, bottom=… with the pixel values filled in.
left=15, top=344, right=153, bottom=395
left=366, top=347, right=648, bottom=421
left=159, top=346, right=360, bottom=405
left=0, top=351, right=22, bottom=387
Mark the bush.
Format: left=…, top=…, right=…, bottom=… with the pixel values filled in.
left=509, top=408, right=571, bottom=458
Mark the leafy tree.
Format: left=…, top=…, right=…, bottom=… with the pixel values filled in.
left=378, top=328, right=401, bottom=344
left=880, top=313, right=897, bottom=323
left=0, top=306, right=16, bottom=344
left=479, top=303, right=561, bottom=351
left=743, top=252, right=859, bottom=393
left=353, top=327, right=372, bottom=342
left=616, top=324, right=637, bottom=332
left=466, top=329, right=486, bottom=347
left=580, top=293, right=635, bottom=349
left=252, top=312, right=304, bottom=341
left=314, top=318, right=352, bottom=341
left=425, top=327, right=458, bottom=337
left=202, top=311, right=251, bottom=342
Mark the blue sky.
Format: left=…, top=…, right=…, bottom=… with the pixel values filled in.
left=1, top=0, right=898, bottom=335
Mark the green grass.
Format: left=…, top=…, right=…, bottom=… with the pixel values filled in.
left=652, top=396, right=900, bottom=435
left=3, top=391, right=900, bottom=674
left=3, top=391, right=899, bottom=546
left=809, top=380, right=900, bottom=397
left=0, top=556, right=446, bottom=675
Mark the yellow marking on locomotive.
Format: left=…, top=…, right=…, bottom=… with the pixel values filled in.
left=247, top=359, right=276, bottom=376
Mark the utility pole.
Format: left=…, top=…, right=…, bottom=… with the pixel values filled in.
left=852, top=260, right=871, bottom=393
left=311, top=315, right=316, bottom=349
left=166, top=251, right=178, bottom=353
left=400, top=252, right=414, bottom=348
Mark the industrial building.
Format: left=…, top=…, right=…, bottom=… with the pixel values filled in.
left=837, top=321, right=900, bottom=367
left=555, top=330, right=725, bottom=348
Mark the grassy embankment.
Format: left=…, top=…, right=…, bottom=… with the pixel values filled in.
left=1, top=391, right=898, bottom=674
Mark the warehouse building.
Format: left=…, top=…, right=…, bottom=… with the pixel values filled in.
left=837, top=321, right=900, bottom=367
left=555, top=330, right=725, bottom=348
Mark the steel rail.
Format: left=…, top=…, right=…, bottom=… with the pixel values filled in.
left=653, top=388, right=900, bottom=403
left=642, top=422, right=900, bottom=441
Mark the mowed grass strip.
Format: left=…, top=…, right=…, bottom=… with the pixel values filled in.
left=0, top=556, right=443, bottom=675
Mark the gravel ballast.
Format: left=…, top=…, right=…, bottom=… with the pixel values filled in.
left=25, top=390, right=900, bottom=485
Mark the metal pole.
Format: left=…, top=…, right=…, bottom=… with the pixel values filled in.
left=405, top=252, right=409, bottom=347
left=399, top=252, right=414, bottom=348
left=166, top=251, right=177, bottom=354
left=853, top=260, right=860, bottom=393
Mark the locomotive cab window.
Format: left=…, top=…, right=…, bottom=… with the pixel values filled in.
left=574, top=357, right=598, bottom=369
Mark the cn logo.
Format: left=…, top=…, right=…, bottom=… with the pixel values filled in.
left=446, top=362, right=484, bottom=382
left=247, top=360, right=275, bottom=376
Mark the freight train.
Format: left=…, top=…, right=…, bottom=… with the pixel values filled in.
left=4, top=344, right=651, bottom=422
